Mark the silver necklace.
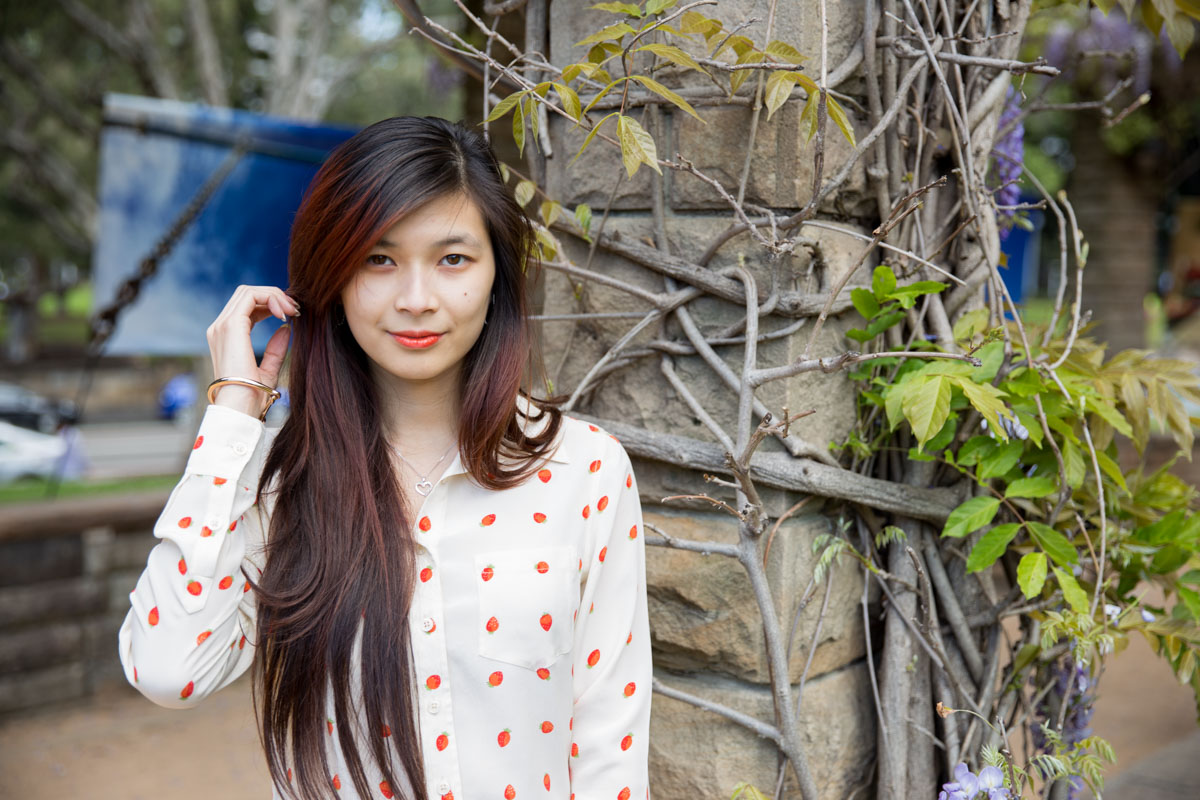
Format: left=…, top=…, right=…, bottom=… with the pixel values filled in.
left=388, top=439, right=457, bottom=496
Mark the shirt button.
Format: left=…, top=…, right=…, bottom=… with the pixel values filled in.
left=428, top=700, right=439, bottom=714
left=438, top=781, right=451, bottom=794
left=421, top=617, right=435, bottom=632
left=232, top=442, right=249, bottom=455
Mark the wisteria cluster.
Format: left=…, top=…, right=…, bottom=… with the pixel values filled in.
left=1031, top=656, right=1096, bottom=800
left=990, top=85, right=1024, bottom=243
left=937, top=762, right=1010, bottom=800
left=1042, top=7, right=1165, bottom=97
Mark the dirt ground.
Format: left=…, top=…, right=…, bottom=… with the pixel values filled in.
left=0, top=633, right=1196, bottom=799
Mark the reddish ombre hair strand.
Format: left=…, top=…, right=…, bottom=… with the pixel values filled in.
left=248, top=116, right=567, bottom=800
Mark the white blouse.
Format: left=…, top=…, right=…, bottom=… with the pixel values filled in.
left=118, top=395, right=652, bottom=800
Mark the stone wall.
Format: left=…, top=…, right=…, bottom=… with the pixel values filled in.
left=541, top=2, right=878, bottom=797
left=0, top=492, right=166, bottom=716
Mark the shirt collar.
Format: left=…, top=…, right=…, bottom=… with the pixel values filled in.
left=437, top=393, right=570, bottom=482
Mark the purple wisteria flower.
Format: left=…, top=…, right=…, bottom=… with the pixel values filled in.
left=939, top=762, right=1010, bottom=800
left=1031, top=656, right=1096, bottom=800
left=989, top=86, right=1024, bottom=242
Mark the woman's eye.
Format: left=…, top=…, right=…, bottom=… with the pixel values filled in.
left=442, top=253, right=468, bottom=267
left=367, top=254, right=393, bottom=267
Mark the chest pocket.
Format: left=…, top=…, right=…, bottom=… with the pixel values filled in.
left=475, top=545, right=577, bottom=671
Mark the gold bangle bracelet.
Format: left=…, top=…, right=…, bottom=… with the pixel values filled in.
left=207, top=377, right=282, bottom=422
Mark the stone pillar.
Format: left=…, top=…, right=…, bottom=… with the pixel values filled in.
left=541, top=3, right=878, bottom=797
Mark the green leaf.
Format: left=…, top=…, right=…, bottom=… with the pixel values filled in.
left=574, top=203, right=593, bottom=239
left=826, top=95, right=857, bottom=148
left=763, top=39, right=806, bottom=64
left=590, top=1, right=643, bottom=15
left=850, top=287, right=879, bottom=320
left=1063, top=439, right=1086, bottom=489
left=967, top=523, right=1022, bottom=573
left=845, top=328, right=873, bottom=342
left=1018, top=551, right=1048, bottom=599
left=887, top=280, right=948, bottom=309
left=764, top=70, right=799, bottom=121
left=798, top=89, right=819, bottom=143
left=1053, top=567, right=1090, bottom=614
left=552, top=82, right=582, bottom=122
left=924, top=415, right=958, bottom=453
left=1005, top=476, right=1057, bottom=499
left=957, top=435, right=996, bottom=467
left=904, top=375, right=952, bottom=448
left=645, top=0, right=679, bottom=16
left=616, top=114, right=662, bottom=178
left=514, top=180, right=536, bottom=208
left=943, top=496, right=1002, bottom=539
left=958, top=379, right=1013, bottom=445
left=570, top=111, right=619, bottom=166
left=574, top=22, right=636, bottom=48
left=977, top=439, right=1023, bottom=480
left=539, top=200, right=562, bottom=227
left=872, top=265, right=897, bottom=300
left=485, top=90, right=528, bottom=123
left=1027, top=521, right=1078, bottom=567
left=632, top=75, right=703, bottom=121
left=1177, top=585, right=1200, bottom=620
left=953, top=308, right=990, bottom=343
left=635, top=43, right=706, bottom=74
left=513, top=100, right=526, bottom=157
left=582, top=79, right=622, bottom=115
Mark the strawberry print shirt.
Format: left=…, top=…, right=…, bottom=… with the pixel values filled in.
left=117, top=394, right=652, bottom=800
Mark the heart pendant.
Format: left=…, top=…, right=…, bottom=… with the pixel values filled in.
left=415, top=479, right=433, bottom=496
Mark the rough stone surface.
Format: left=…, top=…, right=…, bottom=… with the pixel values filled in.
left=649, top=661, right=875, bottom=799
left=645, top=507, right=865, bottom=684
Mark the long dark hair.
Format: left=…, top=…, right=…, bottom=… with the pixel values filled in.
left=250, top=116, right=567, bottom=800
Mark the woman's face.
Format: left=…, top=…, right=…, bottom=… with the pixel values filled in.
left=340, top=191, right=496, bottom=391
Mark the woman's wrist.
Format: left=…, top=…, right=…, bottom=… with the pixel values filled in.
left=211, top=383, right=269, bottom=419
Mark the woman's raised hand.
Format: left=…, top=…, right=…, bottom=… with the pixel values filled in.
left=205, top=285, right=301, bottom=419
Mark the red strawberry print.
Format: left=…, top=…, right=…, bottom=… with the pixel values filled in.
left=578, top=558, right=582, bottom=570
left=582, top=504, right=590, bottom=519
left=571, top=742, right=579, bottom=757
left=213, top=477, right=227, bottom=486
left=436, top=732, right=449, bottom=751
left=569, top=716, right=573, bottom=730
left=180, top=680, right=194, bottom=700
left=426, top=674, right=441, bottom=690
left=481, top=565, right=494, bottom=581
left=480, top=513, right=496, bottom=527
left=536, top=561, right=549, bottom=574
left=624, top=681, right=636, bottom=697
left=287, top=767, right=292, bottom=782
left=178, top=516, right=192, bottom=528
left=621, top=733, right=633, bottom=751
left=627, top=631, right=633, bottom=645
left=505, top=785, right=516, bottom=800
left=425, top=620, right=436, bottom=634
left=588, top=424, right=598, bottom=431
left=598, top=546, right=607, bottom=563
left=133, top=666, right=138, bottom=683
left=243, top=580, right=251, bottom=593
left=148, top=607, right=159, bottom=626
left=332, top=774, right=341, bottom=790
left=381, top=724, right=391, bottom=737
left=219, top=575, right=233, bottom=590
left=486, top=616, right=499, bottom=633
left=537, top=667, right=550, bottom=680
left=326, top=718, right=335, bottom=735
left=239, top=634, right=246, bottom=649
left=419, top=566, right=432, bottom=582
left=177, top=557, right=187, bottom=574
left=200, top=526, right=213, bottom=537
left=540, top=613, right=553, bottom=631
left=196, top=630, right=211, bottom=646
left=380, top=780, right=394, bottom=798
left=597, top=495, right=608, bottom=512
left=537, top=468, right=552, bottom=483
left=587, top=649, right=600, bottom=668
left=618, top=789, right=630, bottom=800
left=187, top=580, right=202, bottom=596
left=488, top=670, right=504, bottom=687
left=540, top=720, right=553, bottom=733
left=626, top=473, right=632, bottom=488
left=629, top=524, right=638, bottom=539
left=533, top=512, right=547, bottom=523
left=442, top=792, right=454, bottom=800
left=228, top=519, right=237, bottom=532
left=193, top=436, right=204, bottom=449
left=589, top=601, right=594, bottom=614
left=589, top=459, right=601, bottom=472
left=419, top=516, right=432, bottom=532
left=544, top=774, right=551, bottom=791
left=497, top=728, right=511, bottom=747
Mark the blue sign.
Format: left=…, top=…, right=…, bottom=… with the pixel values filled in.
left=91, top=93, right=360, bottom=355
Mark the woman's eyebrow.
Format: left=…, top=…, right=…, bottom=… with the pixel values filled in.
left=376, top=233, right=483, bottom=250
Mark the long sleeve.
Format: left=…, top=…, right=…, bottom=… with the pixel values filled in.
left=569, top=442, right=652, bottom=800
left=118, top=403, right=276, bottom=709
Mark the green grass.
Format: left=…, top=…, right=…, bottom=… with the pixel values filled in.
left=0, top=472, right=179, bottom=505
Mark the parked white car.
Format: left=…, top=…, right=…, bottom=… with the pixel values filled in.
left=0, top=420, right=67, bottom=483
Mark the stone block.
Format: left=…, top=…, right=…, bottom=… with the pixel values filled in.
left=0, top=662, right=86, bottom=715
left=0, top=577, right=106, bottom=628
left=645, top=507, right=864, bottom=684
left=0, top=622, right=83, bottom=674
left=649, top=661, right=875, bottom=799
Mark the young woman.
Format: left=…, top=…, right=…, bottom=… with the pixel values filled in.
left=118, top=116, right=652, bottom=800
